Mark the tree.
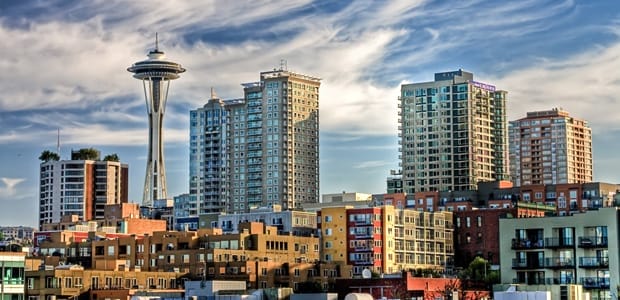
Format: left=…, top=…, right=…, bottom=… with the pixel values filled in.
left=103, top=153, right=120, bottom=162
left=295, top=280, right=324, bottom=293
left=39, top=150, right=60, bottom=162
left=74, top=148, right=100, bottom=160
left=458, top=256, right=499, bottom=291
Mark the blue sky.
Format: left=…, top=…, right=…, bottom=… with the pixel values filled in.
left=1, top=0, right=620, bottom=226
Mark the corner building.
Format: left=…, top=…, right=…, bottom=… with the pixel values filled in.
left=499, top=208, right=620, bottom=300
left=509, top=108, right=593, bottom=186
left=399, top=70, right=508, bottom=193
left=39, top=150, right=128, bottom=229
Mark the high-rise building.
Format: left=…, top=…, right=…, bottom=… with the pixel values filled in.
left=509, top=108, right=593, bottom=186
left=38, top=149, right=128, bottom=229
left=189, top=89, right=240, bottom=214
left=190, top=68, right=321, bottom=214
left=399, top=69, right=508, bottom=193
left=128, top=39, right=185, bottom=207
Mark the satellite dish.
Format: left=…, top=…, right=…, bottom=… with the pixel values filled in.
left=362, top=269, right=372, bottom=279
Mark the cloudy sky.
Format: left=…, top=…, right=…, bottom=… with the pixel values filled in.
left=1, top=0, right=620, bottom=226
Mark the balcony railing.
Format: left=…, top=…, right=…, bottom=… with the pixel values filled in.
left=544, top=257, right=575, bottom=269
left=544, top=237, right=574, bottom=249
left=512, top=258, right=544, bottom=269
left=579, top=257, right=609, bottom=268
left=580, top=277, right=610, bottom=289
left=578, top=236, right=608, bottom=248
left=512, top=277, right=546, bottom=285
left=545, top=277, right=574, bottom=285
left=512, top=238, right=544, bottom=250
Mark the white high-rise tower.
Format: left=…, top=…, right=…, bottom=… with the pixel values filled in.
left=128, top=37, right=185, bottom=206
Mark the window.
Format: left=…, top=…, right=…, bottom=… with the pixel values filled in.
left=466, top=217, right=471, bottom=228
left=477, top=216, right=482, bottom=227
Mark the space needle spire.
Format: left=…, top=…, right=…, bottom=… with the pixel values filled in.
left=128, top=35, right=185, bottom=207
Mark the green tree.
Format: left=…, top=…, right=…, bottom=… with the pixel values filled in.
left=103, top=153, right=120, bottom=162
left=458, top=256, right=499, bottom=290
left=295, top=280, right=324, bottom=293
left=75, top=148, right=100, bottom=160
left=39, top=150, right=60, bottom=162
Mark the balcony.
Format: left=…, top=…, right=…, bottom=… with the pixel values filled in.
left=579, top=257, right=609, bottom=268
left=512, top=258, right=543, bottom=270
left=544, top=257, right=575, bottom=269
left=578, top=236, right=608, bottom=248
left=544, top=237, right=574, bottom=249
left=511, top=238, right=544, bottom=250
left=545, top=277, right=574, bottom=285
left=580, top=277, right=610, bottom=289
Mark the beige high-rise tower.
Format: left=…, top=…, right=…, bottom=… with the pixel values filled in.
left=225, top=68, right=321, bottom=213
left=509, top=108, right=593, bottom=186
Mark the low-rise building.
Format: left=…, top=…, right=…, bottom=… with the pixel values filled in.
left=0, top=252, right=25, bottom=300
left=499, top=207, right=620, bottom=300
left=25, top=264, right=182, bottom=299
left=215, top=205, right=317, bottom=236
left=318, top=205, right=454, bottom=276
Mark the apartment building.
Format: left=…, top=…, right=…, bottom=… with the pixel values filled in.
left=189, top=91, right=241, bottom=215
left=0, top=226, right=36, bottom=242
left=38, top=149, right=128, bottom=229
left=215, top=205, right=317, bottom=237
left=25, top=265, right=181, bottom=300
left=399, top=69, right=509, bottom=193
left=189, top=68, right=321, bottom=215
left=510, top=108, right=593, bottom=186
left=499, top=208, right=620, bottom=300
left=229, top=69, right=321, bottom=212
left=87, top=222, right=328, bottom=290
left=0, top=252, right=25, bottom=300
left=318, top=206, right=454, bottom=277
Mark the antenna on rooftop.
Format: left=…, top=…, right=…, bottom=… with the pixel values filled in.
left=155, top=32, right=159, bottom=51
left=56, top=128, right=60, bottom=156
left=280, top=59, right=287, bottom=71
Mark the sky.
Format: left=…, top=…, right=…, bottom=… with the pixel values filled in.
left=1, top=0, right=620, bottom=227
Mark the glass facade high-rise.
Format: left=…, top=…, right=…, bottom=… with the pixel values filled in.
left=189, top=90, right=241, bottom=214
left=189, top=68, right=321, bottom=214
left=509, top=108, right=593, bottom=186
left=399, top=70, right=508, bottom=194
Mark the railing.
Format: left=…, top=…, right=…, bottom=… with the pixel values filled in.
left=545, top=277, right=574, bottom=284
left=579, top=257, right=609, bottom=268
left=544, top=237, right=574, bottom=248
left=512, top=277, right=546, bottom=285
left=512, top=238, right=544, bottom=250
left=578, top=236, right=608, bottom=248
left=580, top=277, right=610, bottom=289
left=544, top=257, right=575, bottom=268
left=512, top=258, right=543, bottom=269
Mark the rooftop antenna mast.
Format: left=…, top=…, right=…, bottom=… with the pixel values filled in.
left=56, top=128, right=61, bottom=158
left=280, top=59, right=287, bottom=71
left=155, top=32, right=159, bottom=51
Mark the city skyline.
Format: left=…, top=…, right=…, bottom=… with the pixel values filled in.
left=1, top=1, right=620, bottom=226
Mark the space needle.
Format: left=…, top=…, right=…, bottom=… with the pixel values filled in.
left=128, top=35, right=185, bottom=207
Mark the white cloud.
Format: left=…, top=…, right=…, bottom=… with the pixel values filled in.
left=0, top=177, right=25, bottom=197
left=490, top=40, right=620, bottom=132
left=353, top=160, right=392, bottom=169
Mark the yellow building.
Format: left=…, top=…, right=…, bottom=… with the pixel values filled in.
left=319, top=205, right=454, bottom=277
